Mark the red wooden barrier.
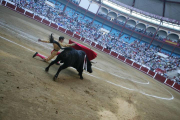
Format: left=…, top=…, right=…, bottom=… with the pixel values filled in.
left=125, top=59, right=133, bottom=64
left=58, top=27, right=65, bottom=32
left=165, top=79, right=174, bottom=86
left=154, top=74, right=166, bottom=83
left=85, top=39, right=91, bottom=45
left=140, top=67, right=148, bottom=73
left=81, top=37, right=85, bottom=41
left=111, top=51, right=118, bottom=58
left=16, top=7, right=25, bottom=14
left=34, top=15, right=42, bottom=21
left=6, top=2, right=15, bottom=9
left=25, top=11, right=33, bottom=18
left=133, top=62, right=140, bottom=69
left=42, top=19, right=50, bottom=25
left=103, top=48, right=110, bottom=54
left=96, top=44, right=103, bottom=50
left=173, top=83, right=180, bottom=91
left=2, top=1, right=6, bottom=5
left=91, top=42, right=96, bottom=47
left=118, top=55, right=125, bottom=61
left=50, top=23, right=58, bottom=29
left=66, top=30, right=73, bottom=36
left=74, top=34, right=81, bottom=40
left=148, top=70, right=155, bottom=77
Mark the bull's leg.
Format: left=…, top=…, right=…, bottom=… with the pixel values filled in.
left=78, top=69, right=83, bottom=80
left=45, top=59, right=59, bottom=72
left=53, top=64, right=68, bottom=81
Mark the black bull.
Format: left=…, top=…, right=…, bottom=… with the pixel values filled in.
left=45, top=47, right=92, bottom=81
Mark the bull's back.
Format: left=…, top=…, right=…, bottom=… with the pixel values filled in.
left=64, top=49, right=85, bottom=69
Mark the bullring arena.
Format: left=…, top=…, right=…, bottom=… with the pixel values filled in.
left=0, top=1, right=180, bottom=120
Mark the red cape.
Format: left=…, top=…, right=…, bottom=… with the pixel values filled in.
left=69, top=39, right=97, bottom=61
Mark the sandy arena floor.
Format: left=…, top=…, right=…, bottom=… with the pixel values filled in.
left=0, top=6, right=180, bottom=120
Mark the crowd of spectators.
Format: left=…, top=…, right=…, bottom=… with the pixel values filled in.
left=9, top=0, right=180, bottom=83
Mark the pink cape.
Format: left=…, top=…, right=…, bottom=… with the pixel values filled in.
left=69, top=39, right=97, bottom=61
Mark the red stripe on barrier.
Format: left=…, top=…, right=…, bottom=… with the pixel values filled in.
left=166, top=79, right=174, bottom=86
left=66, top=30, right=73, bottom=36
left=74, top=34, right=80, bottom=40
left=96, top=44, right=103, bottom=50
left=16, top=7, right=25, bottom=13
left=133, top=62, right=140, bottom=69
left=173, top=83, right=180, bottom=91
left=125, top=59, right=133, bottom=64
left=111, top=51, right=118, bottom=57
left=34, top=15, right=42, bottom=21
left=25, top=11, right=33, bottom=18
left=140, top=67, right=148, bottom=73
left=118, top=55, right=125, bottom=61
left=81, top=37, right=85, bottom=42
left=58, top=27, right=65, bottom=32
left=50, top=23, right=58, bottom=29
left=103, top=48, right=110, bottom=54
left=6, top=2, right=15, bottom=9
left=85, top=39, right=91, bottom=45
left=154, top=74, right=166, bottom=83
left=2, top=1, right=6, bottom=5
left=148, top=70, right=155, bottom=76
left=91, top=42, right=96, bottom=47
left=42, top=19, right=50, bottom=25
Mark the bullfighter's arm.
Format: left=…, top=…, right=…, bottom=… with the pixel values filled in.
left=38, top=39, right=50, bottom=43
left=60, top=42, right=76, bottom=47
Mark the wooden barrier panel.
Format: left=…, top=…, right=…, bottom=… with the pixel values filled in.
left=96, top=44, right=103, bottom=50
left=154, top=74, right=166, bottom=83
left=133, top=62, right=140, bottom=69
left=125, top=59, right=133, bottom=64
left=166, top=79, right=174, bottom=86
left=2, top=1, right=6, bottom=5
left=50, top=23, right=58, bottom=29
left=6, top=2, right=15, bottom=9
left=58, top=27, right=65, bottom=32
left=25, top=11, right=33, bottom=18
left=74, top=34, right=81, bottom=40
left=85, top=39, right=91, bottom=45
left=140, top=67, right=148, bottom=73
left=148, top=70, right=155, bottom=76
left=34, top=15, right=42, bottom=21
left=173, top=83, right=180, bottom=91
left=118, top=55, right=125, bottom=61
left=91, top=42, right=96, bottom=47
left=16, top=7, right=25, bottom=14
left=42, top=19, right=50, bottom=25
left=66, top=30, right=73, bottom=36
left=81, top=37, right=85, bottom=41
left=111, top=52, right=118, bottom=58
left=103, top=48, right=110, bottom=54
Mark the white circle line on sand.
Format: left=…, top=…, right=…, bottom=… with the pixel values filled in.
left=0, top=32, right=174, bottom=101
left=93, top=66, right=149, bottom=84
left=84, top=73, right=174, bottom=100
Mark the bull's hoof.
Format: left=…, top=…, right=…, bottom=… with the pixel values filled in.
left=80, top=76, right=83, bottom=80
left=45, top=67, right=49, bottom=72
left=53, top=76, right=57, bottom=81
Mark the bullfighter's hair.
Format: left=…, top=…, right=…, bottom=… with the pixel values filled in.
left=49, top=33, right=62, bottom=49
